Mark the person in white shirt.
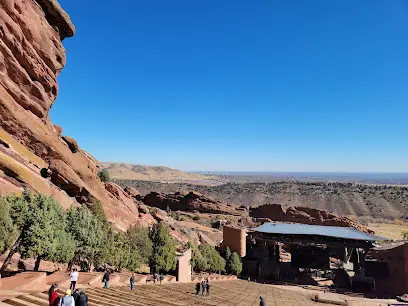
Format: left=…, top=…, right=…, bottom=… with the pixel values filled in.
left=69, top=268, right=79, bottom=291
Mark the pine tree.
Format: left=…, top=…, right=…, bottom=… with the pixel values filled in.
left=149, top=222, right=177, bottom=274
left=0, top=196, right=17, bottom=254
left=98, top=169, right=111, bottom=182
left=229, top=252, right=243, bottom=276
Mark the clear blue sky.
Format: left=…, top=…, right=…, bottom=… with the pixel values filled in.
left=52, top=0, right=408, bottom=172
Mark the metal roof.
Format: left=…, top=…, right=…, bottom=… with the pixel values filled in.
left=250, top=223, right=387, bottom=242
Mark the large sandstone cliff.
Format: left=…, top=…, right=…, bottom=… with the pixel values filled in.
left=0, top=0, right=150, bottom=230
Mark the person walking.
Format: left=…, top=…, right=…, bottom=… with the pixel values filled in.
left=130, top=273, right=135, bottom=291
left=201, top=280, right=206, bottom=296
left=48, top=284, right=60, bottom=306
left=259, top=296, right=265, bottom=306
left=69, top=268, right=79, bottom=291
left=159, top=274, right=164, bottom=284
left=102, top=269, right=110, bottom=289
left=205, top=279, right=211, bottom=296
left=77, top=289, right=88, bottom=306
left=59, top=289, right=75, bottom=306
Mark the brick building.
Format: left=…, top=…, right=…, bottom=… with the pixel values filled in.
left=220, top=225, right=247, bottom=257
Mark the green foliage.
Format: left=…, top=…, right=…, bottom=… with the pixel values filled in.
left=198, top=244, right=225, bottom=273
left=228, top=252, right=242, bottom=276
left=192, top=215, right=200, bottom=221
left=86, top=200, right=107, bottom=223
left=66, top=205, right=106, bottom=266
left=0, top=197, right=17, bottom=253
left=98, top=169, right=111, bottom=183
left=149, top=222, right=177, bottom=274
left=188, top=242, right=207, bottom=272
left=127, top=225, right=152, bottom=265
left=3, top=190, right=75, bottom=268
left=40, top=168, right=49, bottom=178
left=402, top=231, right=408, bottom=240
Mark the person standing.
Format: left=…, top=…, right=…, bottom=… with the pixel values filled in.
left=72, top=289, right=79, bottom=303
left=159, top=274, right=164, bottom=284
left=48, top=284, right=60, bottom=306
left=77, top=289, right=88, bottom=306
left=130, top=273, right=135, bottom=291
left=102, top=269, right=110, bottom=289
left=201, top=280, right=206, bottom=296
left=259, top=296, right=265, bottom=306
left=59, top=289, right=75, bottom=306
left=195, top=282, right=201, bottom=295
left=69, top=268, right=79, bottom=291
left=205, top=279, right=211, bottom=296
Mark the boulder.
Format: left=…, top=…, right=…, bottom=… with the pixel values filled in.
left=53, top=124, right=63, bottom=136
left=143, top=191, right=244, bottom=216
left=249, top=204, right=372, bottom=233
left=62, top=136, right=79, bottom=153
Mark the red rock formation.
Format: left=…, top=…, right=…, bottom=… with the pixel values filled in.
left=0, top=0, right=145, bottom=230
left=143, top=191, right=244, bottom=216
left=249, top=204, right=372, bottom=233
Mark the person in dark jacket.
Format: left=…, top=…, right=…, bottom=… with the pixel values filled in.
left=259, top=296, right=265, bottom=306
left=77, top=290, right=88, bottom=306
left=130, top=273, right=135, bottom=291
left=72, top=289, right=79, bottom=303
left=195, top=282, right=201, bottom=295
left=103, top=270, right=110, bottom=288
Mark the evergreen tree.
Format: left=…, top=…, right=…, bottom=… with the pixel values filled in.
left=229, top=252, right=243, bottom=276
left=187, top=242, right=207, bottom=272
left=149, top=222, right=177, bottom=274
left=65, top=205, right=105, bottom=269
left=198, top=244, right=225, bottom=273
left=0, top=196, right=17, bottom=254
left=126, top=225, right=152, bottom=265
left=0, top=191, right=75, bottom=274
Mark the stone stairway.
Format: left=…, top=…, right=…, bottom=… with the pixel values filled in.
left=0, top=280, right=315, bottom=306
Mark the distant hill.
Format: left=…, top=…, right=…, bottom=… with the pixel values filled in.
left=101, top=162, right=216, bottom=182
left=118, top=180, right=408, bottom=221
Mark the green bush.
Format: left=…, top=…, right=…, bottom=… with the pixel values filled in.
left=192, top=215, right=200, bottom=221
left=98, top=169, right=110, bottom=182
left=149, top=222, right=177, bottom=274
left=40, top=168, right=49, bottom=178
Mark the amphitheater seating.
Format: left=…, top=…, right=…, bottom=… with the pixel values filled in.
left=0, top=280, right=314, bottom=305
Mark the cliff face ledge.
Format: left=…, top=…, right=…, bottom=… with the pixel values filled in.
left=0, top=0, right=145, bottom=230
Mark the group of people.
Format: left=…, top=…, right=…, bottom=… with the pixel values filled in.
left=195, top=278, right=211, bottom=296
left=48, top=284, right=88, bottom=306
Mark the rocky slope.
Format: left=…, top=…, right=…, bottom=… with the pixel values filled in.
left=139, top=191, right=372, bottom=233
left=122, top=180, right=408, bottom=220
left=0, top=0, right=153, bottom=231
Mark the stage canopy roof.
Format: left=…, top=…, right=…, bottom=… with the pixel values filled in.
left=250, top=223, right=387, bottom=242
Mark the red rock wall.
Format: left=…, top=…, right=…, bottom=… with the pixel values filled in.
left=0, top=0, right=148, bottom=230
left=250, top=204, right=372, bottom=233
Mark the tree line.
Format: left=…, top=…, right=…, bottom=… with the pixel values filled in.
left=0, top=190, right=176, bottom=276
left=0, top=189, right=242, bottom=277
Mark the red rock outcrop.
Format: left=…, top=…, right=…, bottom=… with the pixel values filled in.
left=143, top=191, right=244, bottom=216
left=0, top=0, right=145, bottom=230
left=250, top=204, right=372, bottom=233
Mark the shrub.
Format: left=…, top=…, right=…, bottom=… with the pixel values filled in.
left=98, top=169, right=110, bottom=182
left=193, top=215, right=200, bottom=221
left=40, top=168, right=49, bottom=178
